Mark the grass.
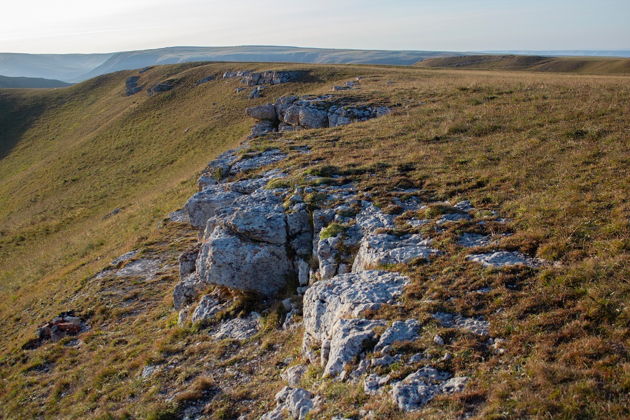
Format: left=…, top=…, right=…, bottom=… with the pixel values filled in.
left=418, top=54, right=630, bottom=75
left=0, top=62, right=629, bottom=418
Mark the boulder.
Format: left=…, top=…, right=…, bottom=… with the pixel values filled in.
left=217, top=201, right=287, bottom=245
left=249, top=86, right=263, bottom=99
left=302, top=270, right=408, bottom=366
left=354, top=202, right=395, bottom=234
left=261, top=387, right=317, bottom=420
left=185, top=187, right=242, bottom=228
left=213, top=312, right=260, bottom=340
left=199, top=150, right=238, bottom=182
left=390, top=367, right=453, bottom=411
left=274, top=96, right=299, bottom=120
left=374, top=319, right=422, bottom=352
left=195, top=75, right=215, bottom=85
left=283, top=105, right=301, bottom=126
left=246, top=103, right=277, bottom=121
left=316, top=236, right=342, bottom=280
left=298, top=106, right=328, bottom=129
left=390, top=368, right=468, bottom=411
left=324, top=318, right=386, bottom=377
left=196, top=225, right=291, bottom=296
left=352, top=233, right=438, bottom=272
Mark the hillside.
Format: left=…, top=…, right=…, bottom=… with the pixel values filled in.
left=0, top=53, right=113, bottom=82
left=0, top=63, right=629, bottom=419
left=1, top=46, right=458, bottom=83
left=0, top=75, right=71, bottom=89
left=417, top=54, right=630, bottom=74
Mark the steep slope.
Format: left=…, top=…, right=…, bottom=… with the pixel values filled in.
left=417, top=54, right=630, bottom=74
left=0, top=75, right=71, bottom=89
left=0, top=64, right=629, bottom=419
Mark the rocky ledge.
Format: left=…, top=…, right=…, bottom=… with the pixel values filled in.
left=161, top=127, right=545, bottom=417
left=246, top=95, right=391, bottom=137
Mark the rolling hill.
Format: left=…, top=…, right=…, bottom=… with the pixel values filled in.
left=1, top=46, right=459, bottom=83
left=417, top=54, right=630, bottom=74
left=0, top=75, right=71, bottom=89
left=0, top=63, right=628, bottom=419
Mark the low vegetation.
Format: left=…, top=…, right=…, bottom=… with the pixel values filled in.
left=418, top=54, right=630, bottom=74
left=0, top=61, right=628, bottom=418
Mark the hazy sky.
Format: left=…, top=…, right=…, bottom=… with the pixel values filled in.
left=2, top=0, right=629, bottom=53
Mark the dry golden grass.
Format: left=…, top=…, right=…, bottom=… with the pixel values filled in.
left=418, top=54, right=630, bottom=75
left=0, top=63, right=628, bottom=419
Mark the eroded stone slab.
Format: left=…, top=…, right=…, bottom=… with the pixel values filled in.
left=213, top=313, right=260, bottom=340
left=352, top=233, right=438, bottom=272
left=433, top=312, right=489, bottom=336
left=467, top=251, right=541, bottom=268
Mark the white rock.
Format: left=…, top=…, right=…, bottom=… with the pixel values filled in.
left=453, top=200, right=474, bottom=211
left=261, top=387, right=317, bottom=420
left=364, top=373, right=390, bottom=395
left=374, top=319, right=422, bottom=352
left=324, top=318, right=386, bottom=377
left=191, top=295, right=226, bottom=323
left=213, top=313, right=260, bottom=340
left=115, top=259, right=160, bottom=278
left=467, top=251, right=542, bottom=268
left=186, top=187, right=242, bottom=228
left=390, top=367, right=452, bottom=411
left=408, top=353, right=426, bottom=364
left=352, top=233, right=438, bottom=272
left=196, top=225, right=291, bottom=296
left=281, top=365, right=307, bottom=387
left=141, top=365, right=157, bottom=379
left=317, top=236, right=341, bottom=280
left=441, top=376, right=469, bottom=394
left=433, top=335, right=445, bottom=346
left=433, top=312, right=490, bottom=336
left=458, top=233, right=490, bottom=248
left=229, top=149, right=287, bottom=175
left=303, top=270, right=408, bottom=347
left=302, top=270, right=408, bottom=372
left=354, top=202, right=395, bottom=234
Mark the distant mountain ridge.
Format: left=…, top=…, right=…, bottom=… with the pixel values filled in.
left=3, top=46, right=628, bottom=83
left=0, top=46, right=460, bottom=83
left=0, top=74, right=71, bottom=89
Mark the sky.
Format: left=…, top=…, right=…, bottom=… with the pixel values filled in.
left=1, top=0, right=629, bottom=54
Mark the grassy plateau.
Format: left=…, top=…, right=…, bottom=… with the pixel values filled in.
left=0, top=61, right=628, bottom=419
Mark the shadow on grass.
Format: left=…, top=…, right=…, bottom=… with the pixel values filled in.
left=0, top=92, right=47, bottom=160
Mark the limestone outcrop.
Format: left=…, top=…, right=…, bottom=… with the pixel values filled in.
left=223, top=70, right=306, bottom=86
left=246, top=95, right=391, bottom=137
left=163, top=105, right=550, bottom=415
